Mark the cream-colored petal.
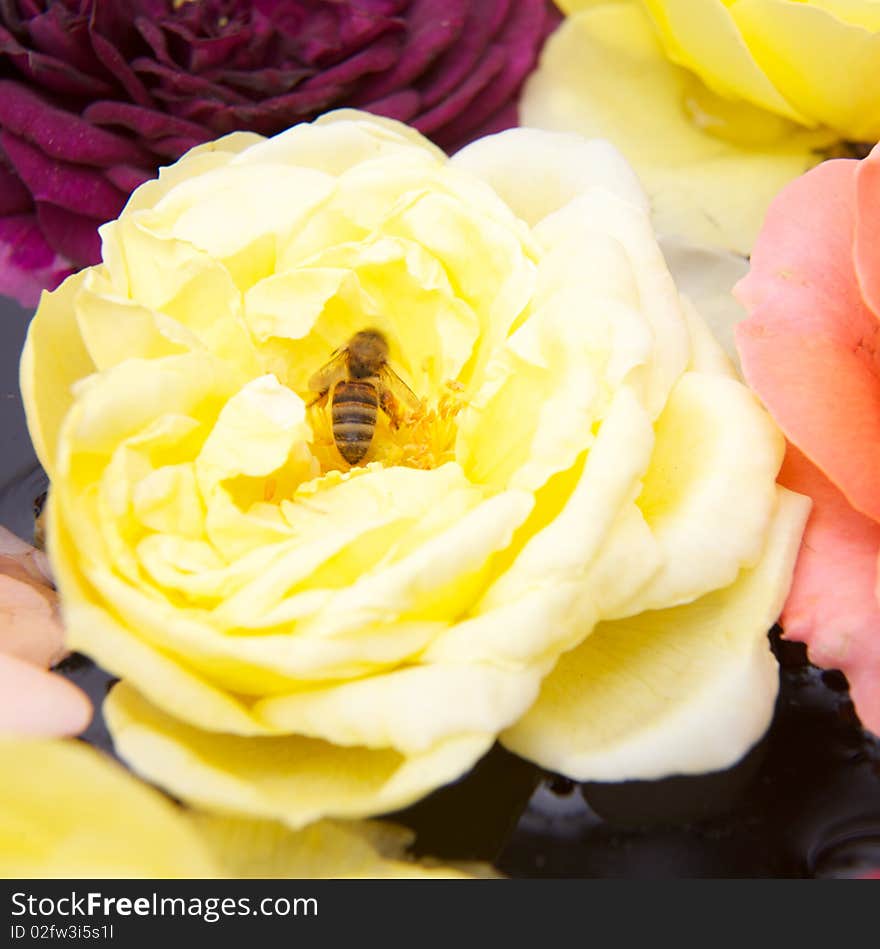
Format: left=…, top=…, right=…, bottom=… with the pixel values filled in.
left=291, top=481, right=532, bottom=639
left=452, top=127, right=648, bottom=226
left=255, top=662, right=544, bottom=753
left=521, top=5, right=835, bottom=253
left=533, top=189, right=692, bottom=418
left=629, top=371, right=784, bottom=612
left=232, top=108, right=447, bottom=175
left=106, top=683, right=492, bottom=829
left=0, top=739, right=219, bottom=878
left=660, top=235, right=748, bottom=374
left=502, top=487, right=810, bottom=780
left=479, top=385, right=654, bottom=610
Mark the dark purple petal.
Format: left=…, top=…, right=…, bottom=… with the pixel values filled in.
left=27, top=5, right=100, bottom=78
left=447, top=101, right=519, bottom=152
left=146, top=135, right=210, bottom=160
left=133, top=58, right=250, bottom=106
left=0, top=159, right=32, bottom=215
left=429, top=0, right=555, bottom=150
left=83, top=100, right=212, bottom=145
left=298, top=33, right=401, bottom=94
left=412, top=46, right=507, bottom=137
left=351, top=0, right=469, bottom=105
left=1, top=131, right=128, bottom=221
left=293, top=1, right=405, bottom=66
left=415, top=0, right=510, bottom=109
left=209, top=65, right=314, bottom=97
left=0, top=80, right=149, bottom=167
left=103, top=163, right=153, bottom=195
left=0, top=213, right=72, bottom=307
left=132, top=15, right=175, bottom=68
left=87, top=24, right=155, bottom=109
left=363, top=89, right=422, bottom=124
left=0, top=23, right=114, bottom=98
left=36, top=201, right=102, bottom=268
left=170, top=26, right=252, bottom=73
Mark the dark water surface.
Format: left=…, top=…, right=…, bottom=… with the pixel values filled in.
left=3, top=294, right=880, bottom=878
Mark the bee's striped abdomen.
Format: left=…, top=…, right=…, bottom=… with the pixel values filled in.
left=332, top=380, right=378, bottom=464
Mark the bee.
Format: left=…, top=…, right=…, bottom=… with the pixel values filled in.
left=308, top=329, right=421, bottom=465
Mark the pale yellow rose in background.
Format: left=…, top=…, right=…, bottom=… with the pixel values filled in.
left=530, top=1, right=880, bottom=252
left=21, top=111, right=808, bottom=829
left=0, top=740, right=477, bottom=878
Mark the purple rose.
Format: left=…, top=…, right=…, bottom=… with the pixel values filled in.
left=0, top=0, right=560, bottom=306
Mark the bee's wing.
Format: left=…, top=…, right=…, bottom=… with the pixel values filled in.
left=377, top=363, right=421, bottom=417
left=308, top=349, right=349, bottom=394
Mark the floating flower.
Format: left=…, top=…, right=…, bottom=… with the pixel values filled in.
left=0, top=526, right=91, bottom=737
left=0, top=739, right=477, bottom=878
left=736, top=147, right=880, bottom=736
left=0, top=0, right=559, bottom=307
left=521, top=0, right=880, bottom=254
left=22, top=111, right=808, bottom=826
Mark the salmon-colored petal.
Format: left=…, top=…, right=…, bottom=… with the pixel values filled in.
left=735, top=159, right=880, bottom=523
left=779, top=445, right=880, bottom=735
left=0, top=565, right=65, bottom=667
left=0, top=525, right=54, bottom=586
left=855, top=142, right=880, bottom=320
left=0, top=653, right=92, bottom=737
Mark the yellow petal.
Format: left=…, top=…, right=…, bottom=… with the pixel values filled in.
left=195, top=375, right=310, bottom=492
left=502, top=487, right=810, bottom=780
left=191, top=816, right=479, bottom=879
left=0, top=739, right=479, bottom=879
left=246, top=237, right=481, bottom=397
left=642, top=0, right=808, bottom=121
left=478, top=385, right=654, bottom=612
left=0, top=739, right=219, bottom=877
left=20, top=271, right=95, bottom=478
left=730, top=0, right=880, bottom=141
left=428, top=386, right=656, bottom=669
left=804, top=0, right=880, bottom=31
left=232, top=108, right=446, bottom=176
left=630, top=371, right=784, bottom=612
left=152, top=163, right=335, bottom=265
left=106, top=682, right=492, bottom=829
left=521, top=4, right=835, bottom=252
left=532, top=188, right=691, bottom=418
left=255, top=662, right=543, bottom=753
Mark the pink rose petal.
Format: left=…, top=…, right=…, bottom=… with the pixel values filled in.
left=779, top=446, right=880, bottom=735
left=855, top=143, right=880, bottom=321
left=0, top=526, right=53, bottom=586
left=0, top=561, right=65, bottom=668
left=735, top=159, right=880, bottom=524
left=0, top=653, right=91, bottom=738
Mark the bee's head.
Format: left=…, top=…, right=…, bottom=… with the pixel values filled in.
left=349, top=328, right=389, bottom=377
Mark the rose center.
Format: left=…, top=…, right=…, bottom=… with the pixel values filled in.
left=307, top=381, right=466, bottom=476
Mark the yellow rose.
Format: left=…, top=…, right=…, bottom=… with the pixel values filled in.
left=22, top=111, right=807, bottom=827
left=529, top=1, right=879, bottom=252
left=0, top=740, right=475, bottom=878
